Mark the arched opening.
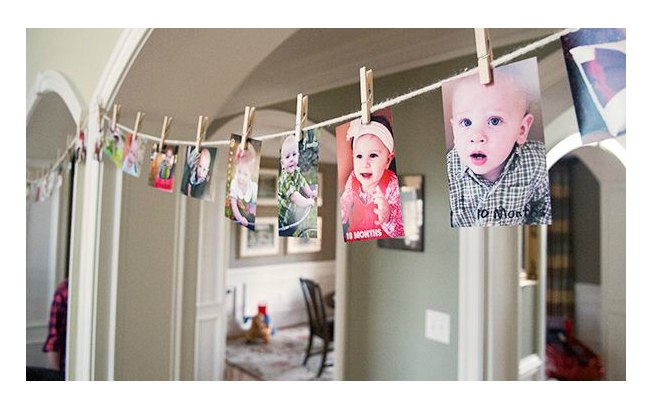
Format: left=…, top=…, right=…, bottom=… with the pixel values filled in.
left=542, top=137, right=625, bottom=380
left=26, top=71, right=85, bottom=380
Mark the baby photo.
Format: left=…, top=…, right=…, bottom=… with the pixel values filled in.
left=148, top=144, right=179, bottom=192
left=442, top=57, right=551, bottom=228
left=561, top=28, right=626, bottom=142
left=179, top=145, right=218, bottom=201
left=122, top=132, right=145, bottom=177
left=224, top=134, right=262, bottom=231
left=277, top=129, right=320, bottom=238
left=103, top=126, right=125, bottom=168
left=336, top=107, right=405, bottom=243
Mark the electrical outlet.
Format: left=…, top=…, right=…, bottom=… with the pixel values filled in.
left=425, top=309, right=450, bottom=344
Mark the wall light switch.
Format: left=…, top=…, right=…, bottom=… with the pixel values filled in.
left=425, top=309, right=450, bottom=344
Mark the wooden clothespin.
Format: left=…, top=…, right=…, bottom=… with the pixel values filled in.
left=240, top=106, right=256, bottom=150
left=295, top=93, right=309, bottom=142
left=111, top=104, right=121, bottom=131
left=159, top=116, right=172, bottom=152
left=195, top=115, right=208, bottom=151
left=359, top=67, right=374, bottom=124
left=133, top=112, right=144, bottom=138
left=474, top=28, right=494, bottom=85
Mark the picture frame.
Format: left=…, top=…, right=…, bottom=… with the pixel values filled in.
left=239, top=217, right=280, bottom=257
left=287, top=217, right=322, bottom=254
left=378, top=175, right=424, bottom=251
left=257, top=168, right=278, bottom=206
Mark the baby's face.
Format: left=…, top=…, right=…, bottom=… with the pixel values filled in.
left=196, top=150, right=211, bottom=181
left=450, top=75, right=533, bottom=183
left=281, top=139, right=299, bottom=173
left=353, top=134, right=392, bottom=193
left=236, top=161, right=253, bottom=187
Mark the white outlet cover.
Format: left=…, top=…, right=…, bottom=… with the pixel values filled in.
left=425, top=309, right=450, bottom=344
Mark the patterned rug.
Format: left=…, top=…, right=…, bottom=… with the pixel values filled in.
left=225, top=324, right=334, bottom=381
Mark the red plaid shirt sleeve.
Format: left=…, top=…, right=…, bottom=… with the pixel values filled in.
left=42, top=280, right=68, bottom=358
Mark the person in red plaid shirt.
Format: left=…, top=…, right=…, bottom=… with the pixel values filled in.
left=42, top=278, right=68, bottom=374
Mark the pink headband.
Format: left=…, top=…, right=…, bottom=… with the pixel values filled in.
left=346, top=119, right=394, bottom=153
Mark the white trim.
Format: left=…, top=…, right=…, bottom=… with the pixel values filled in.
left=334, top=202, right=346, bottom=380
left=70, top=28, right=151, bottom=381
left=104, top=167, right=123, bottom=380
left=27, top=71, right=85, bottom=126
left=169, top=193, right=187, bottom=380
left=26, top=69, right=86, bottom=382
left=457, top=227, right=486, bottom=380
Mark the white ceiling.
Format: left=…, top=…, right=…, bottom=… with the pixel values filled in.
left=111, top=28, right=560, bottom=143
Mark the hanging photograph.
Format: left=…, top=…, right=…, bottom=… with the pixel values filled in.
left=561, top=28, right=626, bottom=143
left=239, top=217, right=280, bottom=257
left=179, top=145, right=218, bottom=201
left=278, top=129, right=319, bottom=238
left=287, top=217, right=322, bottom=254
left=378, top=175, right=424, bottom=251
left=122, top=132, right=145, bottom=177
left=74, top=130, right=86, bottom=164
left=442, top=57, right=551, bottom=228
left=103, top=126, right=125, bottom=168
left=225, top=134, right=262, bottom=231
left=148, top=144, right=179, bottom=192
left=336, top=107, right=404, bottom=243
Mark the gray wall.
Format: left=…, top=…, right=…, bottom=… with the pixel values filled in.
left=268, top=55, right=498, bottom=380
left=571, top=159, right=601, bottom=285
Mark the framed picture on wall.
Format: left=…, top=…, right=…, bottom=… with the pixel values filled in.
left=239, top=217, right=280, bottom=257
left=378, top=175, right=424, bottom=251
left=257, top=168, right=278, bottom=206
left=287, top=217, right=322, bottom=254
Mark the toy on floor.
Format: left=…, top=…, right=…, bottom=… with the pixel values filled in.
left=244, top=304, right=275, bottom=344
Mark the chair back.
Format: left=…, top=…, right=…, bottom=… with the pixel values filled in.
left=299, top=278, right=332, bottom=340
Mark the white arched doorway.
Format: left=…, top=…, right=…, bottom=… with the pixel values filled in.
left=26, top=70, right=85, bottom=378
left=544, top=133, right=626, bottom=380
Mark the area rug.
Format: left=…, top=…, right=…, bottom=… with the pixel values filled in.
left=225, top=324, right=334, bottom=381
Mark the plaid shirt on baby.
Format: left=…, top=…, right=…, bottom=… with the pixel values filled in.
left=447, top=140, right=552, bottom=227
left=43, top=279, right=68, bottom=373
left=277, top=169, right=310, bottom=227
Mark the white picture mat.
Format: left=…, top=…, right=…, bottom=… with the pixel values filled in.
left=239, top=216, right=280, bottom=257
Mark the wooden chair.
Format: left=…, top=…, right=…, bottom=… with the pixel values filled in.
left=299, top=278, right=334, bottom=377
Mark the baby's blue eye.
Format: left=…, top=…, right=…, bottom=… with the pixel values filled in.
left=355, top=154, right=363, bottom=159
left=370, top=153, right=379, bottom=159
left=488, top=117, right=502, bottom=126
left=460, top=118, right=472, bottom=127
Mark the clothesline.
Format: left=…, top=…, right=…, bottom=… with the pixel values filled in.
left=102, top=28, right=573, bottom=147
left=28, top=28, right=574, bottom=185
left=26, top=136, right=77, bottom=184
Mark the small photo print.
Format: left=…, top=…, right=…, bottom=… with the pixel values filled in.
left=278, top=129, right=320, bottom=238
left=148, top=144, right=179, bottom=192
left=224, top=134, right=262, bottom=231
left=442, top=57, right=551, bottom=228
left=336, top=107, right=404, bottom=243
left=179, top=145, right=218, bottom=201
left=122, top=132, right=145, bottom=177
left=103, top=127, right=125, bottom=168
left=561, top=28, right=626, bottom=142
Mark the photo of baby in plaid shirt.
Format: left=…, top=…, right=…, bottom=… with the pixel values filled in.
left=443, top=57, right=552, bottom=227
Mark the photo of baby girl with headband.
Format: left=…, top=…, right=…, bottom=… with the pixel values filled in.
left=336, top=107, right=404, bottom=243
